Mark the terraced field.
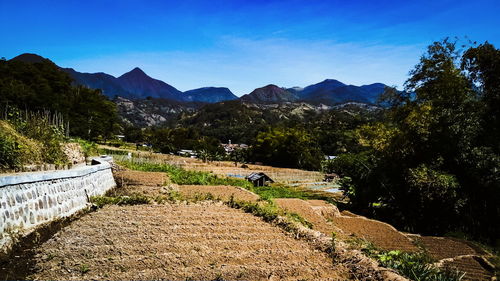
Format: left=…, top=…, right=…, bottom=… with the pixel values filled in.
left=274, top=198, right=417, bottom=252
left=18, top=203, right=350, bottom=280
left=3, top=161, right=494, bottom=281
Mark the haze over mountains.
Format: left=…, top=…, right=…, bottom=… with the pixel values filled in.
left=11, top=53, right=388, bottom=105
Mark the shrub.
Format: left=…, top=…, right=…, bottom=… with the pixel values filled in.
left=0, top=120, right=42, bottom=170
left=75, top=138, right=99, bottom=158
left=90, top=195, right=150, bottom=208
left=370, top=250, right=464, bottom=281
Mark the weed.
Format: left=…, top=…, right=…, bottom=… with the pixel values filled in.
left=116, top=158, right=253, bottom=188
left=90, top=195, right=150, bottom=208
left=226, top=196, right=311, bottom=231
left=154, top=190, right=185, bottom=204
left=46, top=253, right=56, bottom=261
left=249, top=183, right=337, bottom=203
left=78, top=264, right=90, bottom=274
left=364, top=248, right=465, bottom=281
left=74, top=138, right=98, bottom=158
left=331, top=232, right=337, bottom=249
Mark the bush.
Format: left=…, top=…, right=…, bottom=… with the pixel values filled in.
left=373, top=250, right=464, bottom=281
left=75, top=138, right=99, bottom=158
left=0, top=120, right=42, bottom=170
left=90, top=195, right=150, bottom=208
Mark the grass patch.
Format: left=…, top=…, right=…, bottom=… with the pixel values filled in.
left=362, top=247, right=465, bottom=281
left=117, top=157, right=336, bottom=203
left=117, top=159, right=253, bottom=188
left=78, top=264, right=90, bottom=274
left=250, top=183, right=337, bottom=203
left=377, top=251, right=464, bottom=281
left=90, top=195, right=150, bottom=208
left=226, top=196, right=312, bottom=229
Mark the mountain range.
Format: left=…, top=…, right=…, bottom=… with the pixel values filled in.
left=11, top=53, right=388, bottom=105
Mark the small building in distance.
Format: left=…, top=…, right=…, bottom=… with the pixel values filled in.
left=324, top=173, right=339, bottom=182
left=221, top=141, right=249, bottom=153
left=178, top=149, right=198, bottom=158
left=246, top=172, right=274, bottom=187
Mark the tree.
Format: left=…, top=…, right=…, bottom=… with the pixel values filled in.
left=250, top=127, right=323, bottom=170
left=332, top=39, right=500, bottom=243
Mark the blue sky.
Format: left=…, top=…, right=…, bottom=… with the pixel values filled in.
left=1, top=0, right=499, bottom=95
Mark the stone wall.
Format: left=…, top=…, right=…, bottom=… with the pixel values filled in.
left=0, top=158, right=116, bottom=254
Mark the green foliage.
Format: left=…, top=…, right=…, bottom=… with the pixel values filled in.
left=226, top=197, right=311, bottom=229
left=90, top=195, right=150, bottom=208
left=0, top=58, right=120, bottom=141
left=78, top=264, right=90, bottom=274
left=250, top=183, right=336, bottom=203
left=0, top=120, right=42, bottom=169
left=332, top=39, right=500, bottom=244
left=250, top=127, right=323, bottom=170
left=74, top=139, right=98, bottom=158
left=373, top=250, right=464, bottom=281
left=146, top=127, right=225, bottom=160
left=116, top=159, right=253, bottom=188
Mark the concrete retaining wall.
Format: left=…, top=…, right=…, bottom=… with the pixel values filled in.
left=0, top=158, right=116, bottom=254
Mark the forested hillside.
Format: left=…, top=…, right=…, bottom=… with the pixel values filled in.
left=324, top=40, right=500, bottom=245
left=0, top=57, right=119, bottom=140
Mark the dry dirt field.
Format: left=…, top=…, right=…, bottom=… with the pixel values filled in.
left=7, top=155, right=492, bottom=280
left=274, top=198, right=418, bottom=252
left=112, top=170, right=169, bottom=196
left=19, top=203, right=350, bottom=280
left=414, top=236, right=495, bottom=281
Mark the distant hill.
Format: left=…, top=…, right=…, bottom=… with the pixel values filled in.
left=290, top=79, right=387, bottom=105
left=240, top=84, right=299, bottom=103
left=10, top=53, right=49, bottom=64
left=116, top=67, right=182, bottom=100
left=62, top=68, right=131, bottom=97
left=62, top=66, right=237, bottom=103
left=10, top=53, right=389, bottom=106
left=183, top=87, right=238, bottom=103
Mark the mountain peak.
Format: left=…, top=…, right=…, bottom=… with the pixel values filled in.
left=10, top=53, right=49, bottom=64
left=120, top=67, right=147, bottom=78
left=130, top=67, right=145, bottom=73
left=183, top=87, right=238, bottom=103
left=241, top=84, right=298, bottom=103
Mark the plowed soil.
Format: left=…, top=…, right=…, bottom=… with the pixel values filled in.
left=21, top=203, right=350, bottom=280
left=112, top=170, right=169, bottom=197
left=274, top=198, right=337, bottom=235
left=442, top=255, right=495, bottom=281
left=333, top=216, right=418, bottom=252
left=178, top=185, right=260, bottom=202
left=274, top=198, right=417, bottom=252
left=114, top=170, right=167, bottom=186
left=414, top=236, right=495, bottom=280
left=416, top=236, right=482, bottom=260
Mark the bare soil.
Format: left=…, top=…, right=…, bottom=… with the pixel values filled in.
left=415, top=236, right=495, bottom=280
left=178, top=185, right=260, bottom=202
left=22, top=203, right=350, bottom=280
left=416, top=236, right=483, bottom=260
left=114, top=170, right=168, bottom=186
left=274, top=198, right=337, bottom=235
left=442, top=256, right=495, bottom=281
left=274, top=199, right=417, bottom=252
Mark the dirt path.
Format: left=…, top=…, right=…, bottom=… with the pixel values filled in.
left=21, top=202, right=350, bottom=280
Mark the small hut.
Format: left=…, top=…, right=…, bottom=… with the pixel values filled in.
left=323, top=173, right=339, bottom=182
left=246, top=172, right=274, bottom=187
